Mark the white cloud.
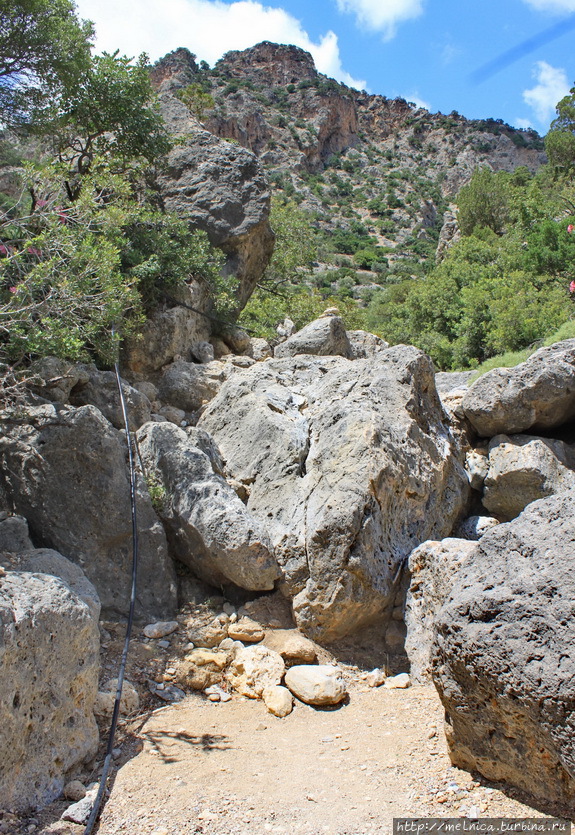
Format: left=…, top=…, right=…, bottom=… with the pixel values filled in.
left=335, top=0, right=424, bottom=39
left=404, top=92, right=431, bottom=110
left=523, top=60, right=570, bottom=127
left=74, top=0, right=366, bottom=89
left=515, top=117, right=535, bottom=129
left=521, top=0, right=575, bottom=11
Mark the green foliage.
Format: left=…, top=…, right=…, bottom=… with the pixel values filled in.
left=176, top=83, right=214, bottom=119
left=457, top=166, right=509, bottom=235
left=0, top=0, right=94, bottom=124
left=52, top=52, right=172, bottom=181
left=259, top=197, right=318, bottom=290
left=545, top=85, right=575, bottom=170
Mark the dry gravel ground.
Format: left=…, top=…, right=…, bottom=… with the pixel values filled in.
left=9, top=611, right=564, bottom=835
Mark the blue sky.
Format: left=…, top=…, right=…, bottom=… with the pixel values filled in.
left=74, top=0, right=575, bottom=133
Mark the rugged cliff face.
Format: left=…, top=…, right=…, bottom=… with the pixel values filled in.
left=151, top=42, right=546, bottom=267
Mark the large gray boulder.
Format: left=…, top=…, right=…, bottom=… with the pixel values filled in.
left=0, top=405, right=177, bottom=619
left=199, top=346, right=469, bottom=640
left=432, top=494, right=575, bottom=816
left=157, top=110, right=274, bottom=310
left=69, top=367, right=151, bottom=430
left=462, top=339, right=575, bottom=437
left=136, top=421, right=281, bottom=591
left=274, top=316, right=353, bottom=359
left=156, top=359, right=223, bottom=413
left=19, top=549, right=101, bottom=621
left=0, top=571, right=99, bottom=812
left=0, top=513, right=34, bottom=553
left=483, top=433, right=575, bottom=520
left=405, top=538, right=477, bottom=683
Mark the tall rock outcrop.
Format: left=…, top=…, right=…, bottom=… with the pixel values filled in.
left=199, top=345, right=469, bottom=640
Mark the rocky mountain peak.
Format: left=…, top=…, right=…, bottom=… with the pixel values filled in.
left=215, top=41, right=318, bottom=86
left=150, top=47, right=200, bottom=91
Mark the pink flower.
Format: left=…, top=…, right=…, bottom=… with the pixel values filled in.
left=26, top=246, right=42, bottom=257
left=9, top=286, right=17, bottom=294
left=570, top=281, right=575, bottom=293
left=568, top=224, right=575, bottom=233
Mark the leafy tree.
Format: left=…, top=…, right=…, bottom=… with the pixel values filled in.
left=457, top=166, right=509, bottom=235
left=176, top=82, right=214, bottom=120
left=0, top=0, right=93, bottom=124
left=50, top=52, right=172, bottom=186
left=258, top=197, right=318, bottom=291
left=545, top=84, right=575, bottom=171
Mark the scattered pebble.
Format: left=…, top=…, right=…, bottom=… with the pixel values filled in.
left=143, top=621, right=179, bottom=639
left=384, top=673, right=411, bottom=689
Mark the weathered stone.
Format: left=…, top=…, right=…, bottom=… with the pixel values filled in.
left=227, top=644, right=285, bottom=698
left=199, top=348, right=469, bottom=640
left=248, top=337, right=273, bottom=361
left=191, top=341, right=215, bottom=363
left=483, top=433, right=575, bottom=520
left=263, top=685, right=293, bottom=717
left=365, top=668, right=386, bottom=687
left=63, top=781, right=86, bottom=802
left=454, top=515, right=500, bottom=541
left=69, top=368, right=151, bottom=430
left=27, top=357, right=90, bottom=404
left=187, top=619, right=229, bottom=648
left=136, top=421, right=280, bottom=590
left=465, top=449, right=489, bottom=491
left=227, top=617, right=265, bottom=643
left=0, top=572, right=99, bottom=813
left=273, top=316, right=352, bottom=359
left=263, top=630, right=318, bottom=665
left=346, top=330, right=389, bottom=359
left=284, top=664, right=347, bottom=705
left=156, top=117, right=274, bottom=310
left=157, top=360, right=222, bottom=412
left=405, top=538, right=477, bottom=683
left=434, top=371, right=475, bottom=395
left=384, top=673, right=411, bottom=689
left=143, top=621, right=179, bottom=639
left=175, top=649, right=229, bottom=691
left=158, top=405, right=186, bottom=425
left=20, top=549, right=101, bottom=621
left=94, top=679, right=139, bottom=717
left=462, top=339, right=575, bottom=437
left=0, top=514, right=33, bottom=553
left=122, top=284, right=212, bottom=377
left=432, top=494, right=575, bottom=816
left=61, top=784, right=98, bottom=824
left=0, top=405, right=177, bottom=620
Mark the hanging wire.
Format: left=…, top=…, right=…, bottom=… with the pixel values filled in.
left=84, top=332, right=140, bottom=835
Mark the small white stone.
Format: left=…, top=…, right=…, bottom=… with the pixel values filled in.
left=143, top=621, right=179, bottom=639
left=384, top=673, right=411, bottom=689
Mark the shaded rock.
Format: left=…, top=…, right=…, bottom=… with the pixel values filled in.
left=405, top=538, right=477, bottom=683
left=239, top=591, right=295, bottom=629
left=227, top=644, right=285, bottom=698
left=20, top=549, right=101, bottom=621
left=27, top=357, right=90, bottom=404
left=263, top=684, right=293, bottom=717
left=465, top=449, right=489, bottom=491
left=156, top=119, right=274, bottom=310
left=432, top=494, right=575, bottom=816
left=483, top=433, right=575, bottom=520
left=122, top=283, right=211, bottom=377
left=284, top=664, right=347, bottom=705
left=136, top=421, right=280, bottom=590
left=0, top=514, right=33, bottom=553
left=227, top=617, right=265, bottom=642
left=346, top=330, right=389, bottom=359
left=273, top=316, right=352, bottom=359
left=61, top=784, right=98, bottom=825
left=454, top=515, right=500, bottom=541
left=158, top=405, right=186, bottom=425
left=0, top=572, right=99, bottom=813
left=94, top=679, right=139, bottom=717
left=157, top=360, right=222, bottom=412
left=191, top=341, right=215, bottom=363
left=462, top=339, right=575, bottom=437
left=69, top=368, right=151, bottom=430
left=199, top=347, right=469, bottom=640
left=0, top=405, right=177, bottom=619
left=63, top=781, right=86, bottom=802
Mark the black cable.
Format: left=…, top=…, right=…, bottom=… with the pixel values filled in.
left=84, top=339, right=140, bottom=835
